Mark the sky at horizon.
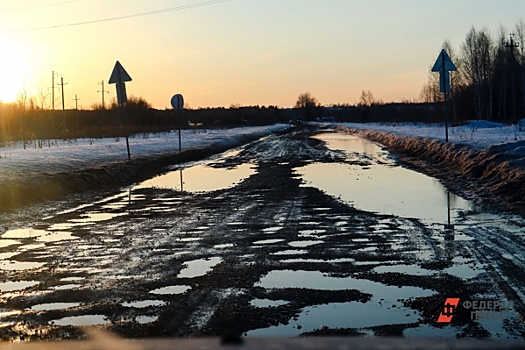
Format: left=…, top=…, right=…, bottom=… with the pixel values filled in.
left=0, top=0, right=523, bottom=110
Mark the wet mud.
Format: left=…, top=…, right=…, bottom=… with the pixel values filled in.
left=0, top=125, right=524, bottom=342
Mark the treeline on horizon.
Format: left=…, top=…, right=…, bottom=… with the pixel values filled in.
left=2, top=21, right=525, bottom=145
left=0, top=95, right=449, bottom=146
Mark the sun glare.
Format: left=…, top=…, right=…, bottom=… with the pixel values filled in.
left=0, top=37, right=31, bottom=103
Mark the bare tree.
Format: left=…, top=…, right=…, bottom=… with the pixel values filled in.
left=295, top=92, right=319, bottom=108
left=461, top=27, right=494, bottom=119
left=494, top=25, right=509, bottom=120
left=515, top=19, right=525, bottom=117
left=419, top=72, right=442, bottom=103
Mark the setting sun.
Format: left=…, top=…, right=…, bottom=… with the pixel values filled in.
left=0, top=37, right=30, bottom=103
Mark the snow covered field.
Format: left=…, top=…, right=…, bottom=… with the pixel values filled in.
left=335, top=120, right=525, bottom=151
left=0, top=125, right=290, bottom=177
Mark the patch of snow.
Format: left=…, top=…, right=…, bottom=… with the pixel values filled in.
left=0, top=125, right=289, bottom=181
left=330, top=121, right=524, bottom=150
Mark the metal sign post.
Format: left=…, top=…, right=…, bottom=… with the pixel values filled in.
left=432, top=49, right=457, bottom=143
left=109, top=61, right=133, bottom=159
left=171, top=94, right=184, bottom=152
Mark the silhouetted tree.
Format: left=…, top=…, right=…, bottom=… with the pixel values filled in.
left=295, top=92, right=319, bottom=108
left=357, top=90, right=383, bottom=106
left=460, top=27, right=494, bottom=120
left=295, top=92, right=320, bottom=121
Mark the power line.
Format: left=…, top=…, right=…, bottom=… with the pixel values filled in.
left=1, top=0, right=230, bottom=34
left=0, top=0, right=83, bottom=12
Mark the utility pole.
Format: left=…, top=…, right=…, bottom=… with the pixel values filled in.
left=73, top=94, right=80, bottom=110
left=98, top=80, right=109, bottom=109
left=58, top=76, right=68, bottom=110
left=50, top=71, right=58, bottom=110
left=506, top=34, right=519, bottom=125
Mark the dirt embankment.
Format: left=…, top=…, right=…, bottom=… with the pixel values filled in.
left=338, top=126, right=525, bottom=216
left=0, top=130, right=289, bottom=214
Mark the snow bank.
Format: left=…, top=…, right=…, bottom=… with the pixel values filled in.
left=0, top=125, right=289, bottom=178
left=334, top=124, right=525, bottom=215
left=334, top=121, right=525, bottom=150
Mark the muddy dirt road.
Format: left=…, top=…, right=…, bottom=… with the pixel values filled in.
left=0, top=125, right=524, bottom=341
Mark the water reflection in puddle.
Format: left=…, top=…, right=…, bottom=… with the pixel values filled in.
left=288, top=240, right=323, bottom=247
left=297, top=133, right=473, bottom=224
left=31, top=303, right=81, bottom=311
left=135, top=163, right=255, bottom=193
left=150, top=285, right=191, bottom=295
left=312, top=133, right=386, bottom=159
left=0, top=261, right=45, bottom=271
left=214, top=243, right=234, bottom=249
left=0, top=281, right=39, bottom=292
left=2, top=228, right=46, bottom=239
left=256, top=270, right=435, bottom=299
left=250, top=269, right=435, bottom=337
left=38, top=232, right=78, bottom=242
left=178, top=257, right=222, bottom=278
left=253, top=239, right=285, bottom=245
left=262, top=227, right=282, bottom=233
left=248, top=301, right=421, bottom=337
left=250, top=299, right=289, bottom=308
left=298, top=163, right=471, bottom=224
left=52, top=314, right=108, bottom=326
left=374, top=264, right=433, bottom=275
left=280, top=258, right=355, bottom=264
left=136, top=315, right=158, bottom=324
left=272, top=250, right=308, bottom=256
left=0, top=239, right=21, bottom=248
left=69, top=212, right=126, bottom=224
left=122, top=300, right=165, bottom=308
left=53, top=284, right=82, bottom=290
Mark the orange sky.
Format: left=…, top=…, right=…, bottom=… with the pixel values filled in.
left=0, top=0, right=523, bottom=109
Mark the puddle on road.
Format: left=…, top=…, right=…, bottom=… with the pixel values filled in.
left=178, top=257, right=222, bottom=278
left=122, top=300, right=165, bottom=308
left=52, top=284, right=82, bottom=290
left=31, top=303, right=81, bottom=311
left=136, top=315, right=158, bottom=324
left=0, top=239, right=21, bottom=248
left=256, top=270, right=435, bottom=300
left=2, top=228, right=46, bottom=239
left=280, top=258, right=355, bottom=264
left=271, top=250, right=308, bottom=256
left=51, top=315, right=109, bottom=326
left=37, top=232, right=78, bottom=242
left=250, top=269, right=435, bottom=337
left=250, top=299, right=289, bottom=308
left=288, top=240, right=323, bottom=247
left=150, top=285, right=191, bottom=295
left=135, top=163, right=255, bottom=192
left=297, top=133, right=473, bottom=224
left=0, top=261, right=45, bottom=271
left=374, top=264, right=433, bottom=275
left=0, top=281, right=39, bottom=292
left=69, top=212, right=127, bottom=224
left=312, top=133, right=387, bottom=160
left=214, top=243, right=234, bottom=249
left=248, top=300, right=421, bottom=337
left=253, top=239, right=285, bottom=245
